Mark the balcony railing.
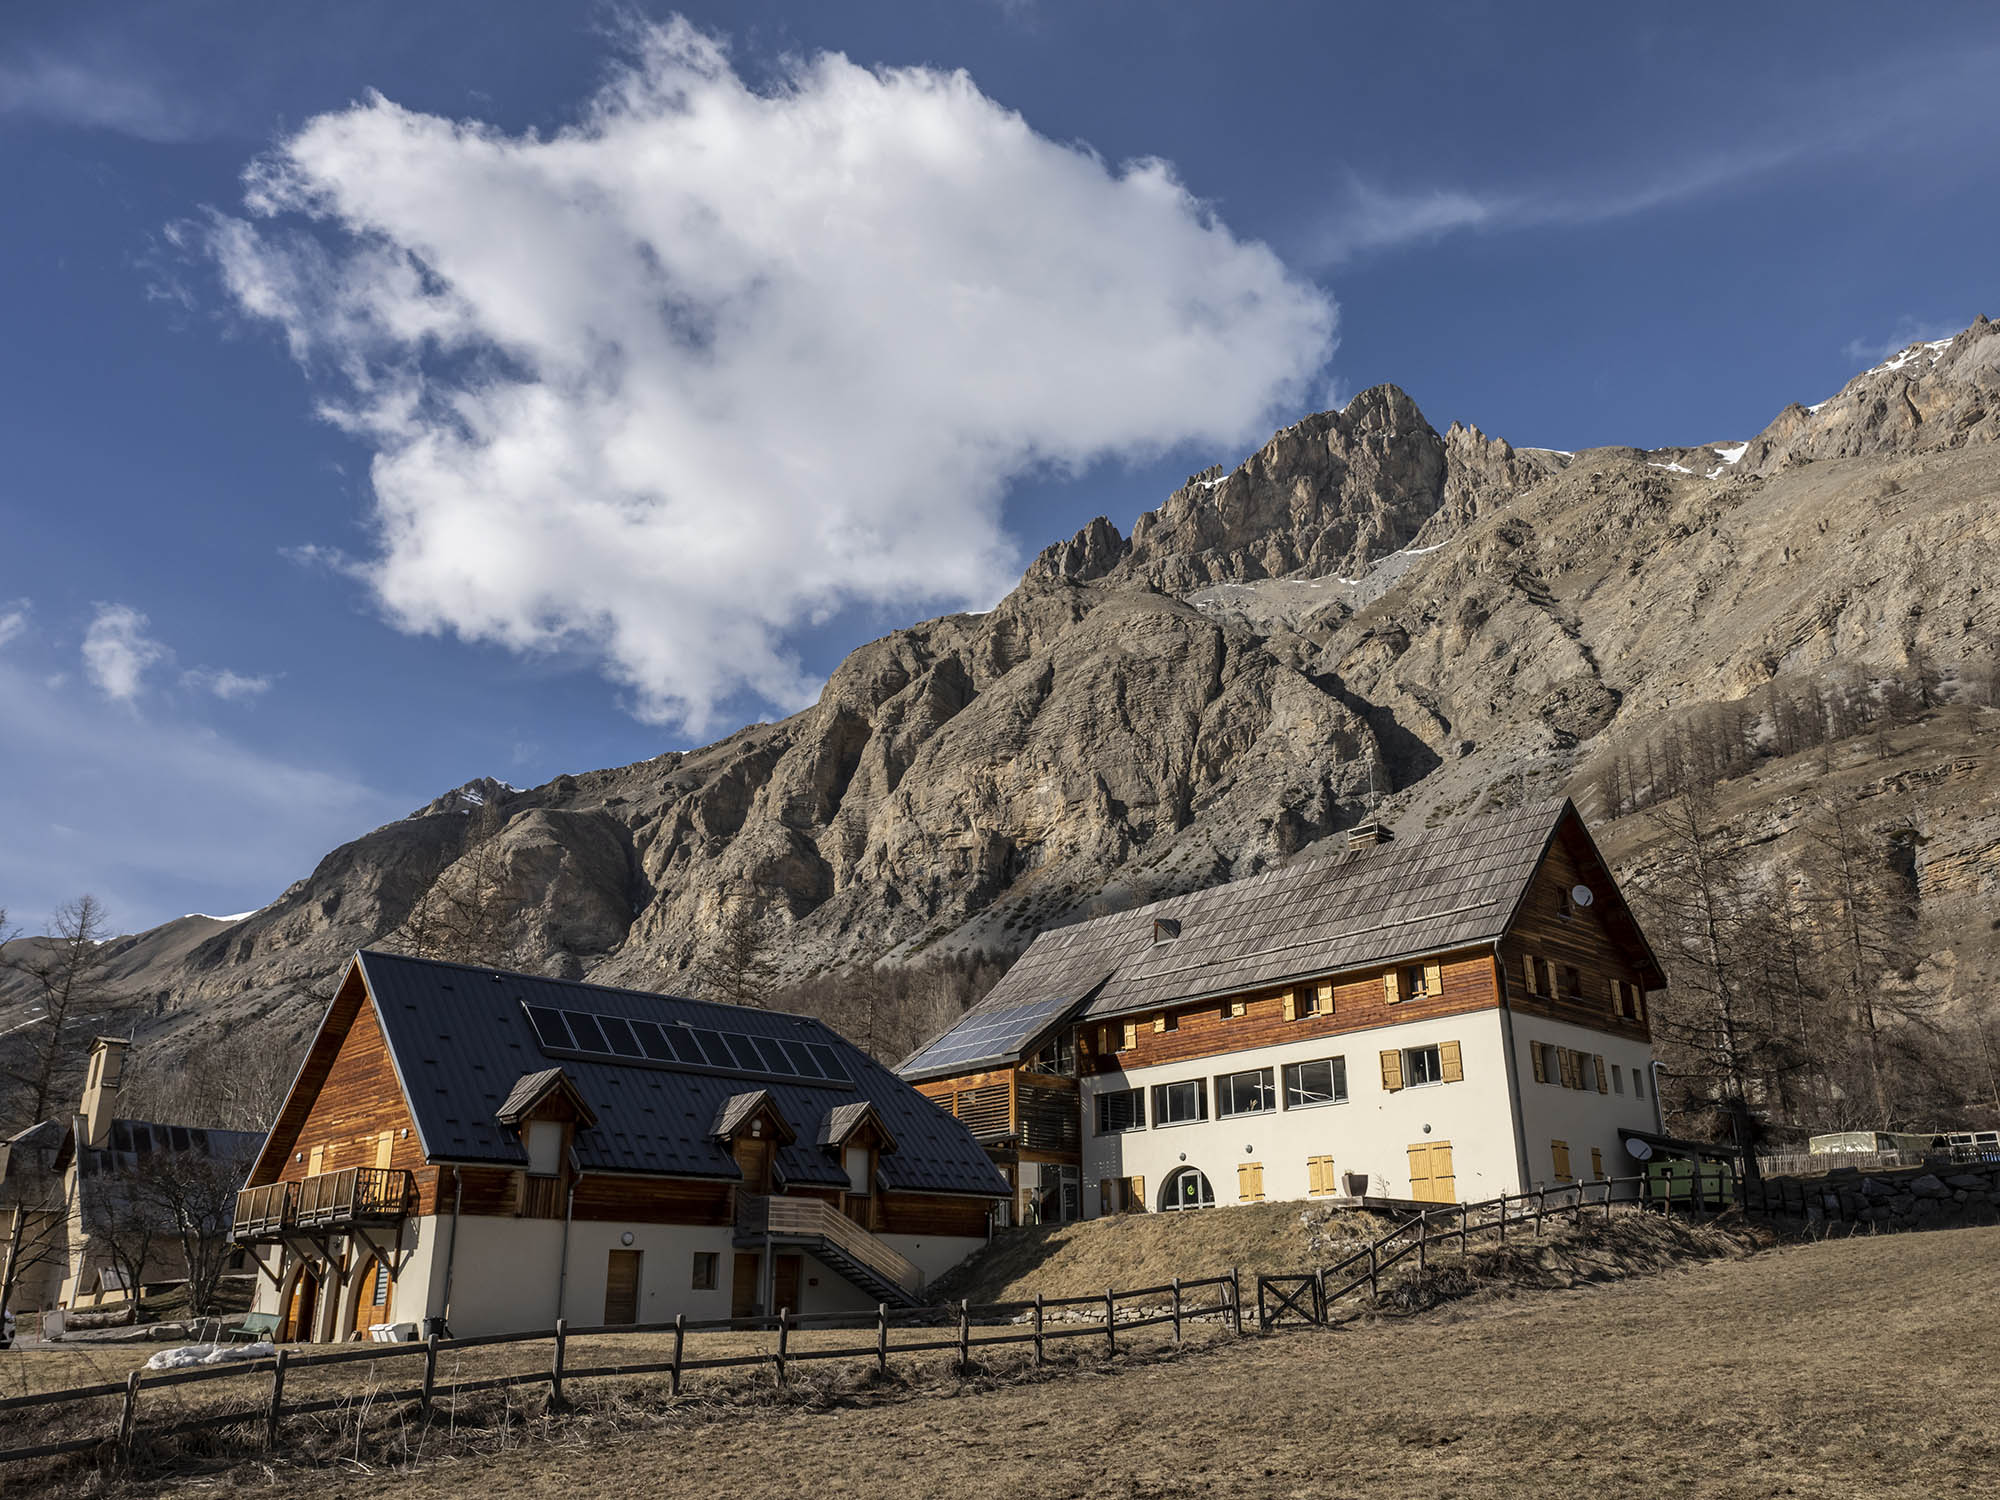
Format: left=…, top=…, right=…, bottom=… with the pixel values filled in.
left=234, top=1167, right=414, bottom=1243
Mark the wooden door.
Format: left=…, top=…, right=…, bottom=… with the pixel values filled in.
left=1406, top=1141, right=1456, bottom=1204
left=351, top=1257, right=392, bottom=1336
left=288, top=1270, right=319, bottom=1343
left=604, top=1250, right=642, bottom=1325
left=772, top=1254, right=803, bottom=1316
left=731, top=1252, right=761, bottom=1319
left=733, top=1138, right=773, bottom=1193
left=374, top=1131, right=394, bottom=1170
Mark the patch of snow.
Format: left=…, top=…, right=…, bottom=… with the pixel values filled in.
left=1198, top=476, right=1226, bottom=489
left=1647, top=461, right=1695, bottom=475
left=1867, top=337, right=1954, bottom=377
left=1705, top=467, right=1725, bottom=480
left=1405, top=542, right=1449, bottom=555
left=460, top=788, right=487, bottom=807
left=1712, top=443, right=1748, bottom=465
left=1522, top=447, right=1574, bottom=458
left=146, top=1341, right=274, bottom=1371
left=183, top=910, right=259, bottom=923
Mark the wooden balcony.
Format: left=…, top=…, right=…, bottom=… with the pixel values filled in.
left=234, top=1167, right=415, bottom=1243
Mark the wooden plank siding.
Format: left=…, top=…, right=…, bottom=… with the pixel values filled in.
left=1079, top=950, right=1500, bottom=1076
left=874, top=1192, right=995, bottom=1238
left=1497, top=823, right=1653, bottom=1045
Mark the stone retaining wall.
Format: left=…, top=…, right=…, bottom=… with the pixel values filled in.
left=1762, top=1160, right=2000, bottom=1226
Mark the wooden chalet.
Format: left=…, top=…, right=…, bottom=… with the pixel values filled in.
left=234, top=952, right=1007, bottom=1342
left=900, top=799, right=1667, bottom=1217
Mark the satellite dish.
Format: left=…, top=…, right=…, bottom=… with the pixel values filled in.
left=1625, top=1138, right=1654, bottom=1161
left=1570, top=884, right=1595, bottom=908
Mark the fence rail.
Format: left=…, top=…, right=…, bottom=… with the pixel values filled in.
left=0, top=1273, right=1242, bottom=1468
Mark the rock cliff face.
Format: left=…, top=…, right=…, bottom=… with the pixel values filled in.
left=15, top=319, right=1998, bottom=1065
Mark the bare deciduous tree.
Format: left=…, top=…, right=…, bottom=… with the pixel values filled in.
left=0, top=895, right=121, bottom=1137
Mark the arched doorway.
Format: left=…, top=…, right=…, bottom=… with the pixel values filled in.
left=351, top=1255, right=394, bottom=1337
left=285, top=1267, right=321, bottom=1343
left=1159, top=1167, right=1214, bottom=1211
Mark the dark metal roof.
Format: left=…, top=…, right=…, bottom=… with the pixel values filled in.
left=901, top=799, right=1629, bottom=1080
left=354, top=951, right=1005, bottom=1198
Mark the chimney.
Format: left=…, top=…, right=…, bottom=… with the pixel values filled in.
left=1346, top=821, right=1392, bottom=850
left=80, top=1037, right=129, bottom=1149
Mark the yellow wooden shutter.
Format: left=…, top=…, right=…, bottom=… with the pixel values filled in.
left=1407, top=1143, right=1430, bottom=1196
left=1282, top=989, right=1297, bottom=1021
left=1308, top=1156, right=1333, bottom=1194
left=1551, top=1141, right=1571, bottom=1181
left=1558, top=1049, right=1578, bottom=1089
left=1432, top=1143, right=1455, bottom=1200
left=374, top=1131, right=394, bottom=1170
left=1121, top=1021, right=1138, bottom=1050
left=1522, top=954, right=1537, bottom=994
left=1097, top=1025, right=1110, bottom=1054
left=1591, top=1148, right=1604, bottom=1180
left=1530, top=1042, right=1547, bottom=1084
left=1633, top=986, right=1647, bottom=1021
left=1129, top=1176, right=1145, bottom=1211
left=1383, top=972, right=1402, bottom=1005
left=1439, top=1040, right=1464, bottom=1083
left=307, top=1144, right=325, bottom=1176
left=1316, top=981, right=1334, bottom=1015
left=1379, top=1049, right=1404, bottom=1091
left=1152, top=1012, right=1167, bottom=1033
left=1593, top=1054, right=1609, bottom=1094
left=1237, top=1162, right=1263, bottom=1202
left=1424, top=961, right=1443, bottom=996
left=1229, top=1000, right=1247, bottom=1018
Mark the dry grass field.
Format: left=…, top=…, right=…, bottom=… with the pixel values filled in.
left=75, top=1221, right=1994, bottom=1500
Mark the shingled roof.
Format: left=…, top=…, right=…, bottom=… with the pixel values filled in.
left=901, top=799, right=1655, bottom=1083
left=262, top=952, right=1007, bottom=1200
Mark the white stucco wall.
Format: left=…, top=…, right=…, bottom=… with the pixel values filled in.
left=1509, top=1015, right=1660, bottom=1189
left=1082, top=1009, right=1526, bottom=1211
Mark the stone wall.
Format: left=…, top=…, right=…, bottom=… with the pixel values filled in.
left=1761, top=1160, right=2000, bottom=1227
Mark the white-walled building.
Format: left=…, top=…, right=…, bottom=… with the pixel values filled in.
left=234, top=952, right=1007, bottom=1342
left=902, top=799, right=1667, bottom=1215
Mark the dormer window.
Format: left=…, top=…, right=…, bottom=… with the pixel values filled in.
left=1153, top=917, right=1181, bottom=944
left=524, top=1120, right=563, bottom=1178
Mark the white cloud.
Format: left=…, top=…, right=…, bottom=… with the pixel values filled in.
left=81, top=603, right=167, bottom=702
left=202, top=18, right=1335, bottom=732
left=0, top=52, right=206, bottom=142
left=1842, top=317, right=1961, bottom=367
left=0, top=600, right=29, bottom=649
left=182, top=667, right=274, bottom=701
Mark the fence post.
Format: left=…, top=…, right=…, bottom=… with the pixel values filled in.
left=958, top=1299, right=971, bottom=1372
left=551, top=1319, right=567, bottom=1407
left=776, top=1308, right=790, bottom=1385
left=1104, top=1288, right=1116, bottom=1357
left=114, top=1368, right=140, bottom=1462
left=1460, top=1202, right=1469, bottom=1253
left=1499, top=1191, right=1507, bottom=1243
left=1368, top=1242, right=1379, bottom=1299
left=1418, top=1212, right=1429, bottom=1272
left=420, top=1333, right=438, bottom=1418
left=1315, top=1267, right=1328, bottom=1325
left=1229, top=1267, right=1243, bottom=1337
left=1171, top=1277, right=1182, bottom=1344
left=1033, top=1293, right=1045, bottom=1367
left=671, top=1313, right=686, bottom=1396
left=876, top=1303, right=889, bottom=1377
left=1604, top=1181, right=1613, bottom=1224
left=1535, top=1188, right=1545, bottom=1236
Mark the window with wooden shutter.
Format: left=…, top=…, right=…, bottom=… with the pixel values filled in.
left=1423, top=961, right=1443, bottom=997
left=1379, top=1049, right=1404, bottom=1091
left=1551, top=1140, right=1572, bottom=1181
left=1530, top=1042, right=1547, bottom=1084
left=1127, top=1176, right=1145, bottom=1211
left=1593, top=1054, right=1609, bottom=1094
left=1315, top=981, right=1334, bottom=1015
left=1282, top=989, right=1297, bottom=1022
left=1591, top=1147, right=1604, bottom=1180
left=1097, top=1025, right=1111, bottom=1054
left=1121, top=1021, right=1138, bottom=1050
left=1383, top=971, right=1403, bottom=1005
left=1152, top=1012, right=1167, bottom=1033
left=1237, top=1162, right=1264, bottom=1202
left=1610, top=977, right=1626, bottom=1018
left=1522, top=954, right=1537, bottom=994
left=1229, top=1000, right=1247, bottom=1018
left=1633, top=986, right=1647, bottom=1022
left=1307, top=1155, right=1336, bottom=1195
left=1438, top=1040, right=1464, bottom=1083
left=1556, top=1049, right=1577, bottom=1089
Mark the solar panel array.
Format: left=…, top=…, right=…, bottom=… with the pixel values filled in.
left=523, top=1004, right=851, bottom=1088
left=900, top=994, right=1079, bottom=1077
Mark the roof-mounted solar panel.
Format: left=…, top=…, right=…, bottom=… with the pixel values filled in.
left=520, top=1002, right=851, bottom=1088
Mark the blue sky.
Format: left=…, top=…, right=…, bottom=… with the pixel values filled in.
left=2, top=0, right=1996, bottom=934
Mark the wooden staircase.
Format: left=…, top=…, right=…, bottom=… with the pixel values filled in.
left=734, top=1194, right=926, bottom=1307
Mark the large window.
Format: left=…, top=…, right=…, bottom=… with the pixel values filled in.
left=1284, top=1057, right=1348, bottom=1109
left=1152, top=1078, right=1208, bottom=1126
left=1095, top=1088, right=1145, bottom=1135
left=1404, top=1045, right=1444, bottom=1087
left=1217, top=1068, right=1275, bottom=1118
left=1159, top=1167, right=1214, bottom=1211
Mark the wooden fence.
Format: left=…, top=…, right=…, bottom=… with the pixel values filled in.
left=0, top=1273, right=1242, bottom=1469
left=1254, top=1171, right=1730, bottom=1329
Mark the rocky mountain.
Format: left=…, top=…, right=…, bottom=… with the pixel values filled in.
left=8, top=317, right=1997, bottom=1082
